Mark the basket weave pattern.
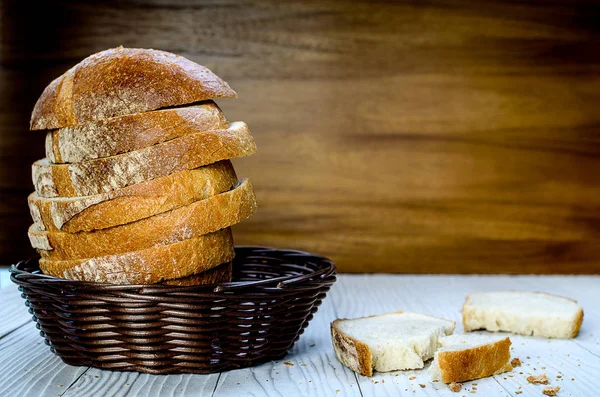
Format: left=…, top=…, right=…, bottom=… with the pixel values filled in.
left=10, top=246, right=336, bottom=374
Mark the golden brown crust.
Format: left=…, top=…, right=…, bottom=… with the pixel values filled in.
left=28, top=161, right=237, bottom=233
left=437, top=337, right=513, bottom=383
left=46, top=102, right=228, bottom=163
left=40, top=228, right=235, bottom=285
left=30, top=47, right=237, bottom=130
left=32, top=121, right=256, bottom=198
left=330, top=320, right=373, bottom=376
left=571, top=307, right=584, bottom=338
left=160, top=261, right=232, bottom=286
left=30, top=179, right=256, bottom=260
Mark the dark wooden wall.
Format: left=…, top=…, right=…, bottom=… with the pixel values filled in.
left=1, top=1, right=599, bottom=273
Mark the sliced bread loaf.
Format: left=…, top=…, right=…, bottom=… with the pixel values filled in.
left=46, top=102, right=228, bottom=163
left=40, top=228, right=234, bottom=284
left=32, top=121, right=256, bottom=198
left=160, top=261, right=232, bottom=286
left=429, top=335, right=513, bottom=383
left=28, top=160, right=237, bottom=233
left=31, top=47, right=236, bottom=130
left=331, top=312, right=455, bottom=376
left=30, top=179, right=256, bottom=260
left=463, top=291, right=584, bottom=338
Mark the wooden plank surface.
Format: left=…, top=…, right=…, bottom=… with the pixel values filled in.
left=0, top=270, right=599, bottom=397
left=1, top=0, right=599, bottom=273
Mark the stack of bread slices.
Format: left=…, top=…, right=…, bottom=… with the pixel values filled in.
left=26, top=47, right=257, bottom=285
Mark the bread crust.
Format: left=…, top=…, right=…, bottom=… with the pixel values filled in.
left=40, top=228, right=235, bottom=285
left=331, top=320, right=373, bottom=376
left=30, top=179, right=256, bottom=260
left=32, top=121, right=256, bottom=198
left=28, top=160, right=237, bottom=233
left=436, top=337, right=512, bottom=383
left=159, top=261, right=232, bottom=286
left=46, top=102, right=228, bottom=163
left=30, top=47, right=237, bottom=130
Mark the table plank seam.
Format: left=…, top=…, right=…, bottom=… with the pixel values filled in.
left=210, top=372, right=222, bottom=397
left=493, top=375, right=515, bottom=397
left=60, top=366, right=91, bottom=397
left=0, top=320, right=31, bottom=342
left=572, top=340, right=600, bottom=360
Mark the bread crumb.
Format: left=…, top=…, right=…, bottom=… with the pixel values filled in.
left=409, top=376, right=416, bottom=380
left=419, top=384, right=426, bottom=388
left=449, top=382, right=462, bottom=392
left=515, top=392, right=522, bottom=395
left=527, top=374, right=549, bottom=384
left=542, top=386, right=561, bottom=396
left=556, top=375, right=562, bottom=379
left=511, top=358, right=522, bottom=367
left=283, top=362, right=294, bottom=367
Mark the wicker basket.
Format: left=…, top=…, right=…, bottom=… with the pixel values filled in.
left=10, top=246, right=336, bottom=374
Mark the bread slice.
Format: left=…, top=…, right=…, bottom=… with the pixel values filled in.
left=28, top=160, right=237, bottom=233
left=32, top=121, right=256, bottom=198
left=30, top=178, right=256, bottom=260
left=40, top=228, right=234, bottom=284
left=46, top=101, right=228, bottom=163
left=331, top=312, right=455, bottom=376
left=463, top=291, right=584, bottom=338
left=30, top=47, right=237, bottom=130
left=428, top=335, right=513, bottom=383
left=160, top=261, right=232, bottom=286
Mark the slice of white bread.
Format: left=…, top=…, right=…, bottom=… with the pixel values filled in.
left=29, top=179, right=256, bottom=260
left=46, top=102, right=228, bottom=163
left=429, top=334, right=513, bottom=383
left=28, top=160, right=237, bottom=233
left=40, top=228, right=234, bottom=285
left=463, top=291, right=584, bottom=339
left=30, top=47, right=236, bottom=130
left=32, top=121, right=256, bottom=198
left=331, top=312, right=455, bottom=376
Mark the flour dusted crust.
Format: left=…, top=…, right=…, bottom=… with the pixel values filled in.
left=30, top=47, right=237, bottom=130
left=160, top=261, right=232, bottom=286
left=32, top=121, right=256, bottom=198
left=28, top=160, right=237, bottom=232
left=435, top=337, right=513, bottom=383
left=39, top=228, right=235, bottom=284
left=46, top=102, right=228, bottom=163
left=30, top=179, right=256, bottom=260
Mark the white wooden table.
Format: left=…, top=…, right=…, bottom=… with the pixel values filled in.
left=0, top=269, right=598, bottom=397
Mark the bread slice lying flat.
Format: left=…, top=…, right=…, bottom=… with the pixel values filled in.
left=429, top=335, right=513, bottom=383
left=32, top=121, right=256, bottom=198
left=40, top=228, right=234, bottom=284
left=463, top=291, right=584, bottom=338
left=46, top=102, right=228, bottom=163
left=30, top=179, right=256, bottom=260
left=28, top=160, right=237, bottom=233
left=159, top=261, right=232, bottom=286
left=331, top=312, right=455, bottom=376
left=31, top=47, right=236, bottom=130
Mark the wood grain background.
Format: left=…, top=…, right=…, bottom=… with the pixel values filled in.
left=1, top=0, right=599, bottom=273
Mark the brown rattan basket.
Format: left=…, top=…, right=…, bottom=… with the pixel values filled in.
left=10, top=246, right=336, bottom=374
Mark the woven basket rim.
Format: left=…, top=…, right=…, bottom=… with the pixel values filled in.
left=10, top=245, right=336, bottom=293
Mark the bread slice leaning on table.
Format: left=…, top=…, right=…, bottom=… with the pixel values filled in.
left=463, top=291, right=584, bottom=338
left=40, top=228, right=235, bottom=285
left=30, top=47, right=237, bottom=130
left=29, top=179, right=257, bottom=260
left=45, top=101, right=228, bottom=163
left=32, top=121, right=256, bottom=198
left=28, top=160, right=237, bottom=233
left=331, top=311, right=455, bottom=376
left=429, top=334, right=513, bottom=383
